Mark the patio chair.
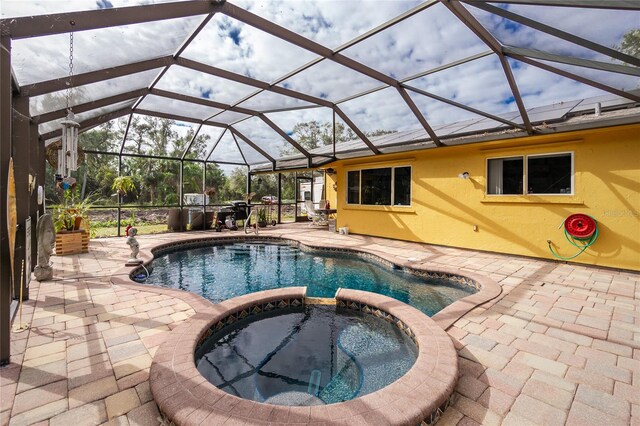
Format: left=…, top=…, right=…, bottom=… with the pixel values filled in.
left=305, top=200, right=322, bottom=226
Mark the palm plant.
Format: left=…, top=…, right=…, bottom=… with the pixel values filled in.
left=112, top=176, right=136, bottom=196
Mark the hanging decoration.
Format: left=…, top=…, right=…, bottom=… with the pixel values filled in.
left=57, top=29, right=80, bottom=182
left=45, top=139, right=85, bottom=171
left=7, top=158, right=17, bottom=299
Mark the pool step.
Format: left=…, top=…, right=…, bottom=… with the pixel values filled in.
left=305, top=297, right=336, bottom=305
left=337, top=325, right=416, bottom=396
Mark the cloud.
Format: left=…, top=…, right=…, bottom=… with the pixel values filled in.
left=155, top=65, right=258, bottom=105
left=342, top=2, right=487, bottom=81
left=6, top=0, right=638, bottom=161
left=30, top=68, right=159, bottom=117
left=12, top=16, right=202, bottom=85
left=181, top=13, right=318, bottom=82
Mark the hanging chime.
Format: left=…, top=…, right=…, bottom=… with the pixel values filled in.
left=58, top=111, right=79, bottom=178
left=57, top=29, right=79, bottom=182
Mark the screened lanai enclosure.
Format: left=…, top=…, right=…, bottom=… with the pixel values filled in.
left=1, top=0, right=639, bottom=362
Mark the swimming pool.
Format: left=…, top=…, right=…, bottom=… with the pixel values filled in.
left=137, top=241, right=475, bottom=316
left=195, top=304, right=418, bottom=405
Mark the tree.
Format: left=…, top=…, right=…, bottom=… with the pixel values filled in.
left=367, top=129, right=397, bottom=138
left=617, top=29, right=640, bottom=60
left=280, top=121, right=356, bottom=156
left=279, top=120, right=396, bottom=156
left=205, top=163, right=227, bottom=204
left=220, top=167, right=247, bottom=202
left=251, top=174, right=278, bottom=201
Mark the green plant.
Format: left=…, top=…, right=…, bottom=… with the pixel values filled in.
left=112, top=176, right=136, bottom=196
left=126, top=212, right=135, bottom=227
left=257, top=208, right=267, bottom=223
left=53, top=188, right=100, bottom=233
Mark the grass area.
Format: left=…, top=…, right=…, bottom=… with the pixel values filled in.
left=90, top=209, right=302, bottom=238
left=92, top=223, right=169, bottom=238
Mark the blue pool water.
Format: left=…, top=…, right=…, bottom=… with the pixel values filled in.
left=138, top=242, right=475, bottom=316
left=195, top=304, right=418, bottom=405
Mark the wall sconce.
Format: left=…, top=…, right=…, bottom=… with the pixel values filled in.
left=458, top=172, right=470, bottom=179
left=332, top=183, right=338, bottom=191
left=326, top=168, right=336, bottom=175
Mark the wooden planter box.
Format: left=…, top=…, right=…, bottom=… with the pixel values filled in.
left=55, top=229, right=89, bottom=256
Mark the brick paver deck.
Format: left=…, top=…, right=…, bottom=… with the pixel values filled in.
left=1, top=223, right=638, bottom=425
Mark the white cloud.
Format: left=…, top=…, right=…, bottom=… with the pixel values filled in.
left=1, top=0, right=193, bottom=18
left=138, top=95, right=222, bottom=120
left=279, top=59, right=381, bottom=101
left=181, top=13, right=318, bottom=82
left=12, top=16, right=201, bottom=85
left=467, top=4, right=639, bottom=62
left=6, top=0, right=637, bottom=160
left=233, top=0, right=422, bottom=49
left=155, top=65, right=258, bottom=105
left=339, top=86, right=422, bottom=133
left=342, top=2, right=487, bottom=80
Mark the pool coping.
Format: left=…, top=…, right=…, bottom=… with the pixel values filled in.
left=149, top=287, right=459, bottom=425
left=110, top=233, right=502, bottom=331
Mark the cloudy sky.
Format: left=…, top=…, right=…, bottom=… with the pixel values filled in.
left=5, top=0, right=639, bottom=164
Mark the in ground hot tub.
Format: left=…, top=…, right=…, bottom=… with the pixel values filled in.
left=195, top=302, right=418, bottom=406
left=150, top=288, right=459, bottom=425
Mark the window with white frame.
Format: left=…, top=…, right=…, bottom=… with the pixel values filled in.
left=527, top=153, right=573, bottom=194
left=347, top=166, right=411, bottom=206
left=487, top=156, right=523, bottom=195
left=487, top=152, right=573, bottom=195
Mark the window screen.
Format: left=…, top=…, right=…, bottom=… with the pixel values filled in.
left=487, top=157, right=523, bottom=195
left=347, top=171, right=360, bottom=204
left=361, top=168, right=392, bottom=205
left=393, top=166, right=411, bottom=206
left=527, top=153, right=572, bottom=194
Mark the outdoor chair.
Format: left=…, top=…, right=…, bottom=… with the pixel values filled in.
left=305, top=200, right=324, bottom=226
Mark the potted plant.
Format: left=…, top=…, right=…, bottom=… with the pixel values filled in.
left=52, top=188, right=99, bottom=255
left=53, top=188, right=96, bottom=232
left=257, top=208, right=268, bottom=228
left=112, top=176, right=136, bottom=196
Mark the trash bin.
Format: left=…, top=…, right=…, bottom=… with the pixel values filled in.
left=182, top=208, right=203, bottom=230
left=167, top=208, right=182, bottom=231
left=190, top=211, right=204, bottom=230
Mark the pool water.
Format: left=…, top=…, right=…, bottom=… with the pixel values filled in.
left=139, top=242, right=475, bottom=316
left=195, top=304, right=418, bottom=405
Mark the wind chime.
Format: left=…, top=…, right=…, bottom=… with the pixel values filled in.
left=57, top=28, right=80, bottom=188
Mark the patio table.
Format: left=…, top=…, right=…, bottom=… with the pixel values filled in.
left=316, top=208, right=337, bottom=225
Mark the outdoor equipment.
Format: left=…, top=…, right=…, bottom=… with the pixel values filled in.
left=548, top=213, right=599, bottom=260
left=215, top=201, right=249, bottom=232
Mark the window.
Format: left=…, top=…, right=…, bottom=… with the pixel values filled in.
left=487, top=152, right=573, bottom=195
left=394, top=167, right=411, bottom=206
left=347, top=166, right=411, bottom=206
left=361, top=168, right=391, bottom=205
left=347, top=170, right=360, bottom=204
left=487, top=157, right=523, bottom=195
left=527, top=153, right=572, bottom=194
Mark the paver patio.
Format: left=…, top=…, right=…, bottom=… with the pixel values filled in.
left=1, top=224, right=638, bottom=426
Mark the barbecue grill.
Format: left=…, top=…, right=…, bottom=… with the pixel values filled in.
left=215, top=201, right=249, bottom=231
